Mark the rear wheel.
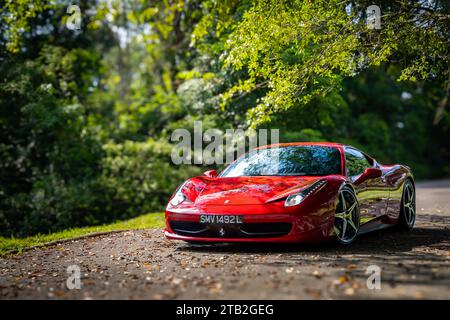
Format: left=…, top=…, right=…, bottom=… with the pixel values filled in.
left=396, top=179, right=416, bottom=230
left=334, top=186, right=360, bottom=245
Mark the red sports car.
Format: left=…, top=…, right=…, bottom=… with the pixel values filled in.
left=164, top=142, right=415, bottom=245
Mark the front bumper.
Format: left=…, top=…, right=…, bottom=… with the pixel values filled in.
left=164, top=227, right=326, bottom=243
left=165, top=208, right=334, bottom=243
left=169, top=219, right=293, bottom=238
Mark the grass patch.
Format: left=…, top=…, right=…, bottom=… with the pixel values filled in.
left=0, top=212, right=165, bottom=256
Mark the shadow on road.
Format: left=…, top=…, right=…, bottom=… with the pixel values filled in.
left=176, top=225, right=449, bottom=256
left=176, top=225, right=449, bottom=289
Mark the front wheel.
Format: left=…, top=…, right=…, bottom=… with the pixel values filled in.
left=333, top=186, right=360, bottom=245
left=396, top=179, right=416, bottom=231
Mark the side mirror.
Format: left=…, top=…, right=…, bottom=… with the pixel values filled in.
left=203, top=169, right=218, bottom=178
left=354, top=167, right=382, bottom=184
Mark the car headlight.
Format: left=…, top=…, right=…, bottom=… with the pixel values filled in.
left=284, top=179, right=327, bottom=207
left=169, top=184, right=192, bottom=207
left=170, top=192, right=187, bottom=207
left=285, top=193, right=305, bottom=207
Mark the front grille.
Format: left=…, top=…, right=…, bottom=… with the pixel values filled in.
left=169, top=221, right=292, bottom=238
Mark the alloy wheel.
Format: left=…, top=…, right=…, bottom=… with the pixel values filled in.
left=402, top=181, right=416, bottom=227
left=334, top=187, right=360, bottom=244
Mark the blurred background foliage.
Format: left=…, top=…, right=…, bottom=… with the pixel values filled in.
left=0, top=0, right=449, bottom=236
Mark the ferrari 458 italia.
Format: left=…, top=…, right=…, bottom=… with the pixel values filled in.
left=164, top=142, right=415, bottom=245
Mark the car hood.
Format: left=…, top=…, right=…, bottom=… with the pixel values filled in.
left=193, top=176, right=322, bottom=206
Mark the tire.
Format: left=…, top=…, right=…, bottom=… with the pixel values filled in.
left=334, top=185, right=360, bottom=245
left=396, top=179, right=416, bottom=231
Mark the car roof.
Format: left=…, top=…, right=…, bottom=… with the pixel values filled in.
left=255, top=142, right=347, bottom=150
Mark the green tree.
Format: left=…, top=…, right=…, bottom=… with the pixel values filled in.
left=193, top=0, right=449, bottom=127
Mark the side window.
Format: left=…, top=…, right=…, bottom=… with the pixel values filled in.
left=345, top=148, right=371, bottom=178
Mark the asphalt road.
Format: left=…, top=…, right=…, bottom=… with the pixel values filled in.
left=1, top=180, right=449, bottom=299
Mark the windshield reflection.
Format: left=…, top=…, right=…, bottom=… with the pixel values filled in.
left=221, top=146, right=341, bottom=177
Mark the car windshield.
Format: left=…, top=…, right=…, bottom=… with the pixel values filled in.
left=220, top=146, right=342, bottom=177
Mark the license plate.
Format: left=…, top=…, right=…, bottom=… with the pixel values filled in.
left=199, top=215, right=244, bottom=224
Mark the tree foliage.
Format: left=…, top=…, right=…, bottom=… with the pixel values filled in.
left=193, top=0, right=449, bottom=127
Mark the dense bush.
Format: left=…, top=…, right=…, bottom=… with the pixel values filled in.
left=100, top=140, right=201, bottom=220
left=0, top=135, right=200, bottom=237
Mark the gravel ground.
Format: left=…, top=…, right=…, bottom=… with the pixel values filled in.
left=1, top=180, right=449, bottom=299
